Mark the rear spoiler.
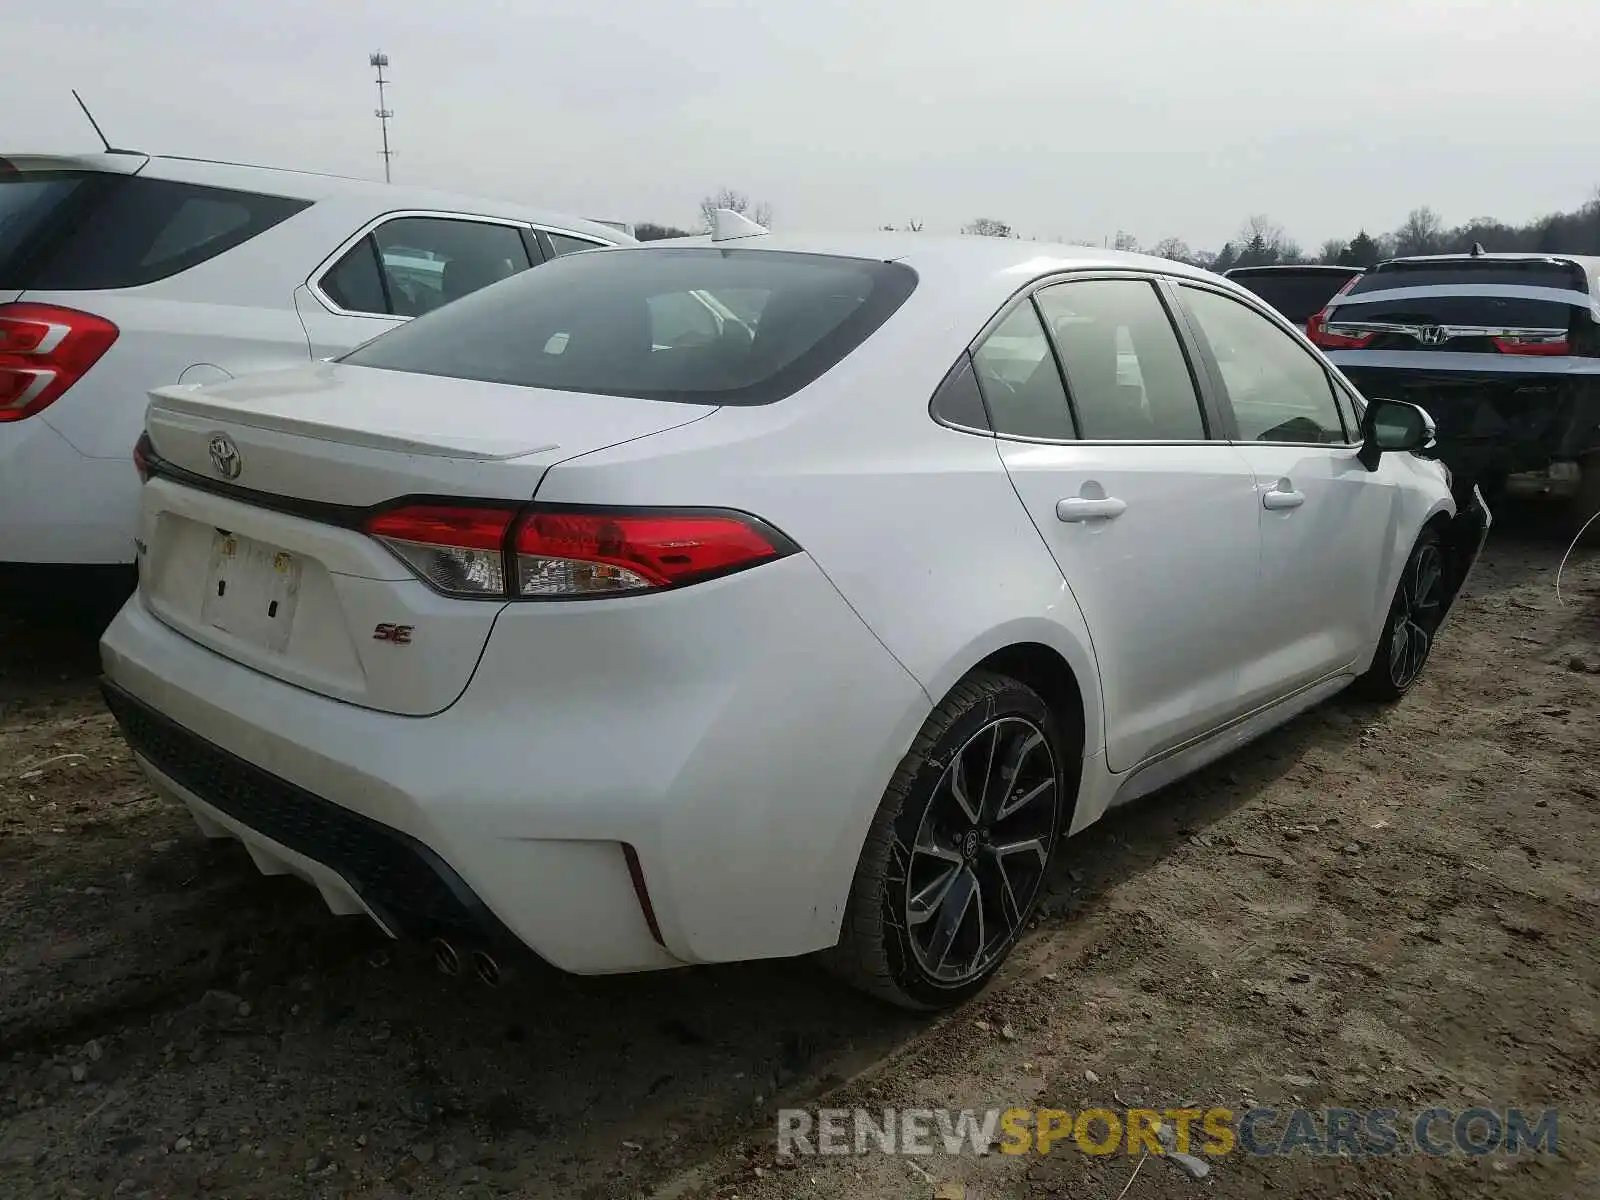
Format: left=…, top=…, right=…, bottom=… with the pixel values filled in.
left=0, top=151, right=148, bottom=176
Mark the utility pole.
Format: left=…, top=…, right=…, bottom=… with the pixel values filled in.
left=369, top=52, right=395, bottom=183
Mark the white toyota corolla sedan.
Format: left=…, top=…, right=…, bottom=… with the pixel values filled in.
left=99, top=220, right=1490, bottom=1010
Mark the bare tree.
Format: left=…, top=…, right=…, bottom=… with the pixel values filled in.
left=1112, top=230, right=1140, bottom=253
left=1234, top=214, right=1296, bottom=267
left=880, top=220, right=923, bottom=232
left=962, top=217, right=1013, bottom=238
left=1395, top=206, right=1446, bottom=256
left=1318, top=237, right=1349, bottom=265
left=1151, top=237, right=1194, bottom=264
left=700, top=187, right=773, bottom=232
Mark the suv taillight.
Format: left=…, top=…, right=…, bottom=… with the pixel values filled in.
left=1493, top=334, right=1570, bottom=356
left=364, top=503, right=797, bottom=599
left=1306, top=274, right=1368, bottom=350
left=0, top=303, right=119, bottom=422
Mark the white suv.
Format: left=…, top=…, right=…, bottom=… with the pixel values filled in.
left=0, top=151, right=631, bottom=611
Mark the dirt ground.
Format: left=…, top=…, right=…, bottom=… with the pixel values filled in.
left=2, top=511, right=1596, bottom=1200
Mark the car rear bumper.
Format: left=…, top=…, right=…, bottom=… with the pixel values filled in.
left=0, top=417, right=139, bottom=566
left=99, top=553, right=931, bottom=973
left=1333, top=356, right=1600, bottom=481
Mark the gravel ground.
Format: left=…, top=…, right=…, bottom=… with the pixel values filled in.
left=2, top=513, right=1596, bottom=1200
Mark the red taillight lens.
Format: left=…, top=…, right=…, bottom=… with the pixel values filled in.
left=1307, top=309, right=1375, bottom=350
left=1493, top=335, right=1569, bottom=356
left=513, top=509, right=788, bottom=596
left=0, top=303, right=119, bottom=422
left=363, top=503, right=795, bottom=599
left=366, top=504, right=516, bottom=597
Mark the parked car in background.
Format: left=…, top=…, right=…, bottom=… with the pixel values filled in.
left=1225, top=264, right=1364, bottom=327
left=1308, top=249, right=1600, bottom=529
left=0, top=151, right=633, bottom=618
left=101, top=229, right=1488, bottom=1011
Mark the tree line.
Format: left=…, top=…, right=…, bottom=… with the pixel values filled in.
left=636, top=188, right=1600, bottom=270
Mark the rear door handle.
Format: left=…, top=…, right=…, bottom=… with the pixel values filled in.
left=1262, top=488, right=1305, bottom=511
left=1056, top=496, right=1128, bottom=522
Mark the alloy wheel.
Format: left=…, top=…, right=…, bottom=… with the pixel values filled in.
left=905, top=716, right=1058, bottom=986
left=1388, top=541, right=1445, bottom=690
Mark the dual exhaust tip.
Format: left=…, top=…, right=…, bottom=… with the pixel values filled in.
left=431, top=938, right=502, bottom=987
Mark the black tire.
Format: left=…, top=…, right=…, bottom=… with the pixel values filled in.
left=823, top=670, right=1071, bottom=1011
left=1353, top=527, right=1447, bottom=702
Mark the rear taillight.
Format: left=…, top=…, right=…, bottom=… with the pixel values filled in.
left=1493, top=334, right=1569, bottom=356
left=132, top=432, right=152, bottom=482
left=1306, top=310, right=1376, bottom=350
left=366, top=505, right=515, bottom=597
left=1306, top=276, right=1367, bottom=349
left=364, top=503, right=795, bottom=599
left=0, top=303, right=119, bottom=422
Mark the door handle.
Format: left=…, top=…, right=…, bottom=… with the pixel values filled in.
left=1056, top=496, right=1128, bottom=522
left=1262, top=487, right=1305, bottom=511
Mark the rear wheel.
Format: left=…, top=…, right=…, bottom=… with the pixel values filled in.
left=1353, top=528, right=1446, bottom=702
left=824, top=671, right=1070, bottom=1011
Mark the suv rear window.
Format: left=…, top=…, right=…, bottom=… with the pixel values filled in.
left=1346, top=259, right=1588, bottom=295
left=1229, top=270, right=1361, bottom=323
left=339, top=246, right=919, bottom=406
left=0, top=171, right=310, bottom=290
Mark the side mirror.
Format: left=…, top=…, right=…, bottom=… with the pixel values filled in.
left=1358, top=397, right=1435, bottom=471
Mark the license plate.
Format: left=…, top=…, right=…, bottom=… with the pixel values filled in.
left=200, top=531, right=303, bottom=654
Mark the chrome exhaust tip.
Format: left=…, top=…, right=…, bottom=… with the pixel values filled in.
left=471, top=950, right=501, bottom=987
left=432, top=938, right=462, bottom=977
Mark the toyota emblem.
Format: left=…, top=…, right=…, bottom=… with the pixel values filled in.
left=207, top=433, right=241, bottom=480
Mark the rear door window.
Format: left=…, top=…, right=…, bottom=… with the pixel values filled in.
left=1035, top=278, right=1208, bottom=440
left=339, top=246, right=918, bottom=406
left=7, top=175, right=309, bottom=290
left=971, top=302, right=1074, bottom=440
left=320, top=217, right=536, bottom=318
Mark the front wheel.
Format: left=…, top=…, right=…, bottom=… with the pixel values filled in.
left=824, top=671, right=1070, bottom=1011
left=1353, top=528, right=1447, bottom=702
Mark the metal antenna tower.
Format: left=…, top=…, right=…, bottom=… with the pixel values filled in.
left=369, top=51, right=395, bottom=182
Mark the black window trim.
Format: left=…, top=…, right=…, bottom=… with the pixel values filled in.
left=942, top=267, right=1234, bottom=447
left=1172, top=278, right=1364, bottom=450
left=309, top=209, right=553, bottom=320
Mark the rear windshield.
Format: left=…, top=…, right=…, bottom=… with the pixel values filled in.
left=339, top=246, right=920, bottom=406
left=1229, top=271, right=1360, bottom=323
left=0, top=171, right=310, bottom=290
left=1348, top=259, right=1589, bottom=295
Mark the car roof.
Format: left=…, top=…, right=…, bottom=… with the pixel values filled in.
left=1373, top=250, right=1600, bottom=293
left=1225, top=264, right=1363, bottom=276
left=630, top=231, right=1238, bottom=315
left=3, top=150, right=632, bottom=244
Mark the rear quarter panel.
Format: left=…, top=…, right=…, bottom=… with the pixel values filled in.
left=530, top=310, right=1108, bottom=764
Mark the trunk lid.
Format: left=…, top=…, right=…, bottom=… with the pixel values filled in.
left=138, top=362, right=716, bottom=715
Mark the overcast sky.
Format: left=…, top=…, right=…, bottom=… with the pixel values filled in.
left=12, top=0, right=1595, bottom=249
